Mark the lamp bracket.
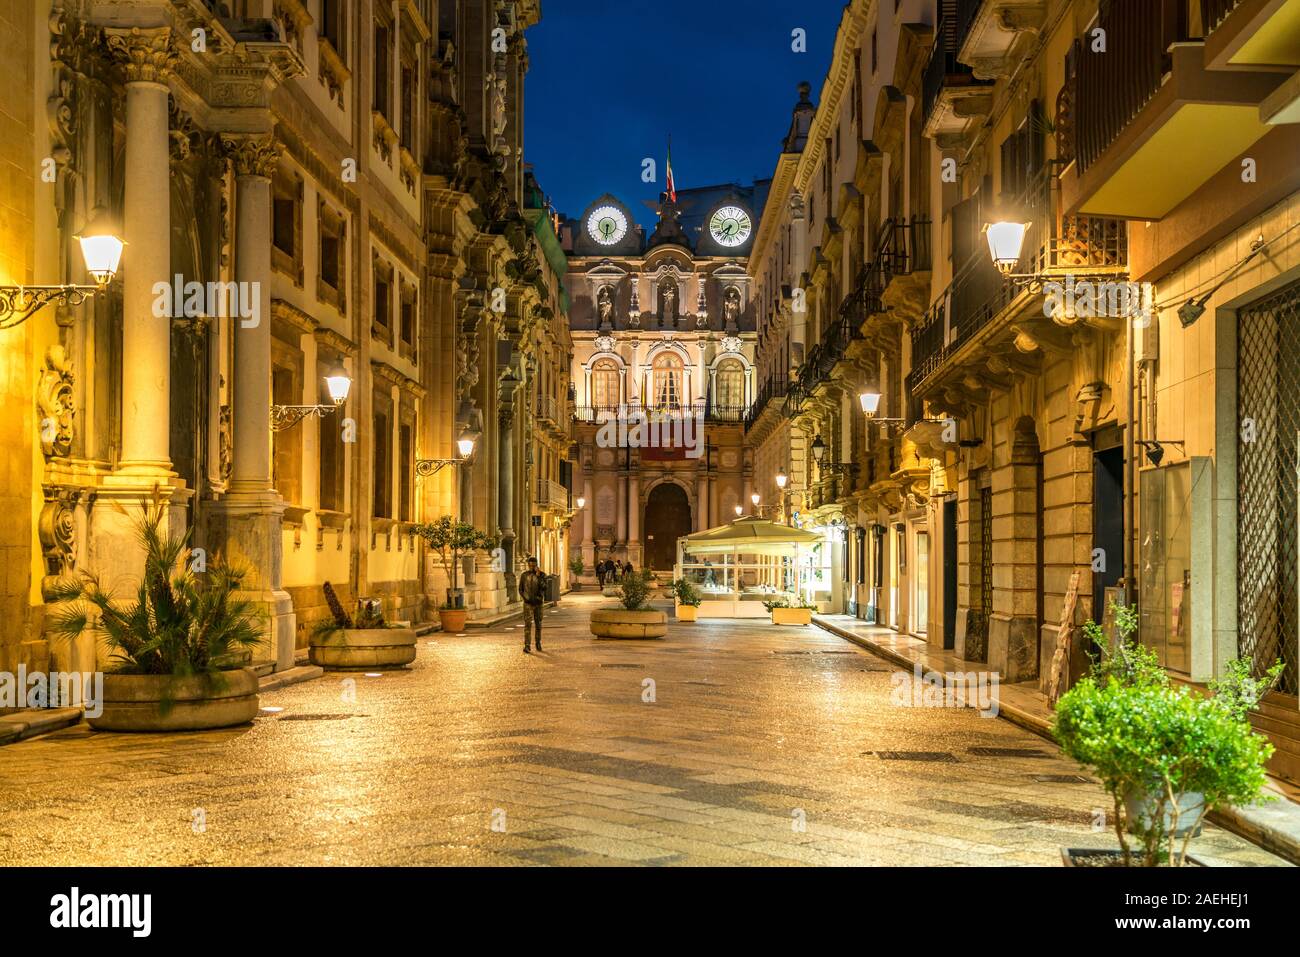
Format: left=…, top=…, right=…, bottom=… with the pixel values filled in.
left=0, top=284, right=101, bottom=329
left=415, top=459, right=458, bottom=478
left=270, top=404, right=339, bottom=432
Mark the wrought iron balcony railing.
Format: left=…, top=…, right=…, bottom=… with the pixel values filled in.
left=922, top=3, right=989, bottom=125
left=744, top=375, right=789, bottom=431
left=574, top=400, right=751, bottom=425
left=906, top=169, right=1126, bottom=394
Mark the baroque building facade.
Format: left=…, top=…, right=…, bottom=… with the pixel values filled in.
left=750, top=0, right=1300, bottom=783
left=562, top=185, right=763, bottom=571
left=2, top=0, right=572, bottom=686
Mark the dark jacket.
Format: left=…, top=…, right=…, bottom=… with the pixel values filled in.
left=519, top=569, right=546, bottom=605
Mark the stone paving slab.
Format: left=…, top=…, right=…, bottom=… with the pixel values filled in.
left=0, top=595, right=1288, bottom=867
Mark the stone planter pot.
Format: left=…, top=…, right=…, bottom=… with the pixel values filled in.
left=1124, top=788, right=1205, bottom=839
left=438, top=608, right=468, bottom=633
left=309, top=627, right=418, bottom=669
left=771, top=607, right=813, bottom=625
left=89, top=668, right=259, bottom=733
left=590, top=608, right=668, bottom=639
left=676, top=604, right=699, bottom=622
left=1061, top=847, right=1205, bottom=867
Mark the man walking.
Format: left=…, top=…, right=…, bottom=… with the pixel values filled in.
left=519, top=556, right=547, bottom=654
left=596, top=557, right=606, bottom=589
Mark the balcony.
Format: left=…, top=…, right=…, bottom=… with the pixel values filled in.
left=1060, top=0, right=1291, bottom=221
left=536, top=478, right=570, bottom=513
left=574, top=400, right=750, bottom=426
left=922, top=6, right=995, bottom=147
left=785, top=218, right=934, bottom=419
left=956, top=0, right=1048, bottom=82
left=1203, top=0, right=1300, bottom=72
left=907, top=169, right=1127, bottom=401
left=744, top=375, right=788, bottom=433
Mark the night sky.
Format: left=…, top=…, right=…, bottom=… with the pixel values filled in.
left=524, top=0, right=848, bottom=225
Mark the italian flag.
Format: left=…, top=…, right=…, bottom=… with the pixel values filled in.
left=665, top=138, right=677, bottom=204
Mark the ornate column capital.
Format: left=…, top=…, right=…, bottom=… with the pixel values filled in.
left=220, top=134, right=282, bottom=179
left=105, top=26, right=176, bottom=85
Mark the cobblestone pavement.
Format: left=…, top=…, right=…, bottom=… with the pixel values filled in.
left=0, top=594, right=1286, bottom=866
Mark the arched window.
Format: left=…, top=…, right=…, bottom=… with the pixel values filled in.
left=714, top=358, right=745, bottom=413
left=651, top=353, right=684, bottom=411
left=591, top=358, right=620, bottom=410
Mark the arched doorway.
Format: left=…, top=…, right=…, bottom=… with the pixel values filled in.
left=643, top=482, right=692, bottom=571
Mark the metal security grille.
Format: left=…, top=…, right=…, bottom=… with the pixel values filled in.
left=1238, top=279, right=1300, bottom=695
left=971, top=485, right=993, bottom=642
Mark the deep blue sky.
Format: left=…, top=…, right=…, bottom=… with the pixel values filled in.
left=524, top=0, right=847, bottom=226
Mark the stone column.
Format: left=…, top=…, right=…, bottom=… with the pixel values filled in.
left=208, top=134, right=295, bottom=671
left=697, top=473, right=710, bottom=532
left=615, top=466, right=627, bottom=546
left=108, top=28, right=174, bottom=476
left=498, top=401, right=517, bottom=603
left=581, top=471, right=594, bottom=565
left=628, top=472, right=640, bottom=566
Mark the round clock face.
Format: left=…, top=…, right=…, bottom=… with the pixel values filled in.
left=587, top=205, right=628, bottom=245
left=709, top=206, right=752, bottom=247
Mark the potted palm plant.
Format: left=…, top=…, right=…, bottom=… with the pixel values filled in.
left=671, top=578, right=702, bottom=622
left=1053, top=603, right=1279, bottom=866
left=308, top=583, right=417, bottom=669
left=47, top=504, right=263, bottom=732
left=413, top=516, right=497, bottom=632
left=590, top=570, right=667, bottom=639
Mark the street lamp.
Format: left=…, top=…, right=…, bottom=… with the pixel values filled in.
left=859, top=392, right=882, bottom=415
left=456, top=428, right=476, bottom=458
left=775, top=468, right=788, bottom=490
left=984, top=219, right=1122, bottom=291
left=751, top=492, right=760, bottom=507
left=984, top=221, right=1030, bottom=276
left=1, top=207, right=124, bottom=330
left=811, top=435, right=826, bottom=463
left=576, top=495, right=586, bottom=509
left=271, top=363, right=352, bottom=432
left=734, top=504, right=744, bottom=517
left=416, top=427, right=478, bottom=477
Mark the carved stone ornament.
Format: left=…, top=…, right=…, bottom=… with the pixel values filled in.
left=37, top=345, right=75, bottom=458
left=220, top=134, right=282, bottom=178
left=38, top=486, right=80, bottom=582
left=720, top=335, right=742, bottom=354
left=105, top=27, right=176, bottom=85
left=594, top=334, right=616, bottom=353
